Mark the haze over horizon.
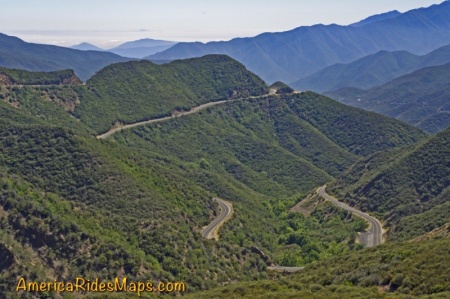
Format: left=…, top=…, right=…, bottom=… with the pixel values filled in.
left=1, top=0, right=445, bottom=48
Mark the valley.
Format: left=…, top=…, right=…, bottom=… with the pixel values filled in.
left=1, top=60, right=446, bottom=297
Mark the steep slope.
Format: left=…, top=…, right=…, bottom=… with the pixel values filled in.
left=292, top=44, right=450, bottom=92
left=74, top=55, right=268, bottom=133
left=327, top=62, right=450, bottom=133
left=111, top=92, right=425, bottom=197
left=0, top=33, right=131, bottom=81
left=186, top=236, right=450, bottom=298
left=147, top=2, right=450, bottom=83
left=329, top=127, right=450, bottom=241
left=0, top=101, right=281, bottom=296
left=1, top=76, right=420, bottom=297
left=0, top=63, right=437, bottom=298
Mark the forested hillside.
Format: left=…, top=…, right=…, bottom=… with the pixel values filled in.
left=0, top=60, right=446, bottom=298
left=112, top=92, right=425, bottom=195
left=185, top=234, right=450, bottom=298
left=1, top=67, right=424, bottom=297
left=74, top=55, right=268, bottom=133
left=0, top=67, right=82, bottom=85
left=329, top=127, right=450, bottom=241
left=0, top=101, right=275, bottom=296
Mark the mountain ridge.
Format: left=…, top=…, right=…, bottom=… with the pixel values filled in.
left=147, top=1, right=450, bottom=83
left=74, top=54, right=268, bottom=133
left=0, top=33, right=132, bottom=81
left=291, top=43, right=450, bottom=92
left=326, top=62, right=450, bottom=133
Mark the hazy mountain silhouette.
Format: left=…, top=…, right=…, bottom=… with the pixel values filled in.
left=70, top=42, right=104, bottom=51
left=108, top=38, right=177, bottom=58
left=327, top=62, right=450, bottom=133
left=0, top=33, right=131, bottom=81
left=292, top=44, right=450, bottom=92
left=147, top=1, right=450, bottom=84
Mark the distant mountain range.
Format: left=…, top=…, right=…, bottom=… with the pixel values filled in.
left=292, top=43, right=450, bottom=92
left=147, top=1, right=450, bottom=84
left=70, top=38, right=177, bottom=58
left=326, top=62, right=450, bottom=133
left=2, top=2, right=449, bottom=84
left=70, top=42, right=104, bottom=51
left=0, top=33, right=131, bottom=81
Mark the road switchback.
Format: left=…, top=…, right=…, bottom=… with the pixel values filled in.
left=201, top=198, right=234, bottom=240
left=317, top=185, right=383, bottom=247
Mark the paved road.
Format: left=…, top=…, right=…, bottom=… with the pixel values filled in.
left=96, top=94, right=272, bottom=139
left=96, top=100, right=230, bottom=139
left=201, top=198, right=234, bottom=240
left=317, top=185, right=383, bottom=247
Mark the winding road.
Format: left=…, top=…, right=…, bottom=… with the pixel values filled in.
left=317, top=185, right=383, bottom=247
left=94, top=90, right=381, bottom=264
left=96, top=94, right=273, bottom=139
left=201, top=198, right=234, bottom=240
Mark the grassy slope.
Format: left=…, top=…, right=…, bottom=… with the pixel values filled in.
left=329, top=127, right=450, bottom=241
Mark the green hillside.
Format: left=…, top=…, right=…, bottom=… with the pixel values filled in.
left=185, top=235, right=450, bottom=298
left=0, top=59, right=443, bottom=299
left=74, top=55, right=268, bottom=133
left=329, top=127, right=450, bottom=241
left=0, top=67, right=82, bottom=85
left=0, top=84, right=93, bottom=135
left=270, top=81, right=295, bottom=94
left=327, top=62, right=450, bottom=133
left=0, top=103, right=276, bottom=296
left=0, top=91, right=400, bottom=297
left=0, top=91, right=393, bottom=297
left=111, top=92, right=425, bottom=195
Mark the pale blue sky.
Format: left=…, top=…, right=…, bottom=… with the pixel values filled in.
left=0, top=0, right=445, bottom=48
